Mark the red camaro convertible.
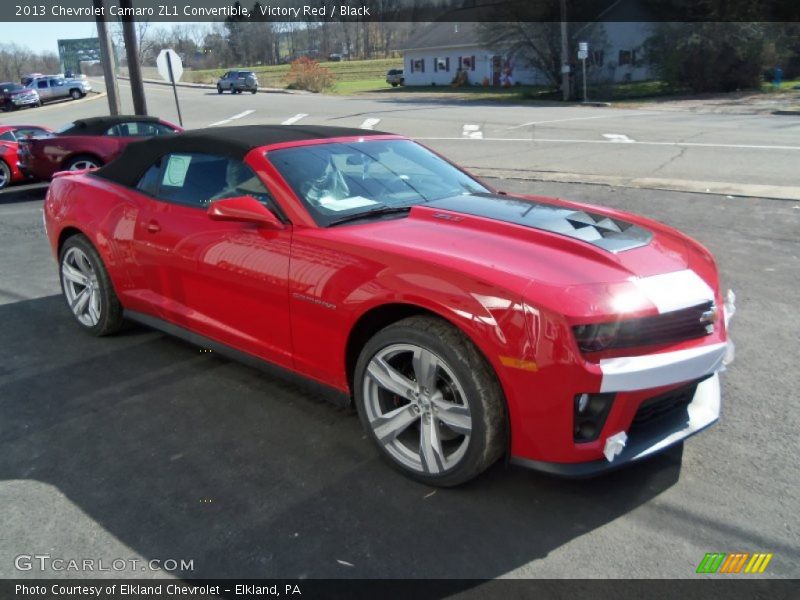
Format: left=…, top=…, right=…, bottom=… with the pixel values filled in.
left=0, top=124, right=52, bottom=189
left=43, top=125, right=735, bottom=486
left=18, top=115, right=181, bottom=181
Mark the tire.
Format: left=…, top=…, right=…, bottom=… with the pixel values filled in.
left=251, top=89, right=257, bottom=94
left=0, top=160, right=11, bottom=190
left=354, top=316, right=506, bottom=486
left=391, top=82, right=398, bottom=87
left=64, top=155, right=102, bottom=171
left=59, top=234, right=124, bottom=336
left=69, top=89, right=82, bottom=100
left=217, top=85, right=223, bottom=94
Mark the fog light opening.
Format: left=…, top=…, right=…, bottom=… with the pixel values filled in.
left=573, top=392, right=615, bottom=443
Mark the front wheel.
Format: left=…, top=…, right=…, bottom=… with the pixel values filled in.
left=354, top=316, right=506, bottom=486
left=217, top=85, right=223, bottom=94
left=251, top=89, right=257, bottom=94
left=59, top=234, right=124, bottom=336
left=69, top=89, right=82, bottom=100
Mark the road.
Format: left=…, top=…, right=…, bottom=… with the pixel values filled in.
left=2, top=77, right=799, bottom=197
left=0, top=175, right=798, bottom=579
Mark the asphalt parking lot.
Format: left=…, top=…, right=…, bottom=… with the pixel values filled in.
left=1, top=179, right=797, bottom=580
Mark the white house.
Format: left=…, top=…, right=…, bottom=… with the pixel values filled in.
left=401, top=17, right=654, bottom=88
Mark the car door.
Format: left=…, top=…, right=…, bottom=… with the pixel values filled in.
left=35, top=79, right=50, bottom=101
left=131, top=152, right=294, bottom=367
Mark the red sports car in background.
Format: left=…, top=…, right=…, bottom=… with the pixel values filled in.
left=18, top=115, right=181, bottom=181
left=43, top=125, right=735, bottom=486
left=0, top=124, right=52, bottom=189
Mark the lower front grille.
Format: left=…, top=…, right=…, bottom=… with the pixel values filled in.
left=630, top=378, right=706, bottom=432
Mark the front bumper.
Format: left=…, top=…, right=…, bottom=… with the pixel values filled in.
left=512, top=372, right=722, bottom=477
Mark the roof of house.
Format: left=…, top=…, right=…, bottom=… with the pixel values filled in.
left=402, top=22, right=484, bottom=52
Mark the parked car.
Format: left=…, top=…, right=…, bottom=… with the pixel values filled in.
left=26, top=75, right=91, bottom=103
left=0, top=124, right=52, bottom=189
left=18, top=115, right=181, bottom=181
left=43, top=125, right=735, bottom=486
left=0, top=82, right=40, bottom=111
left=386, top=69, right=404, bottom=87
left=217, top=70, right=258, bottom=94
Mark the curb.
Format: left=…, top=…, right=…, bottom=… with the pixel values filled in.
left=116, top=75, right=304, bottom=95
left=28, top=91, right=107, bottom=114
left=469, top=167, right=800, bottom=202
left=773, top=109, right=800, bottom=116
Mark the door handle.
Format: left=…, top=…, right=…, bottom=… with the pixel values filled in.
left=146, top=220, right=161, bottom=233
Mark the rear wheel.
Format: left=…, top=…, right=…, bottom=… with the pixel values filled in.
left=65, top=155, right=102, bottom=171
left=391, top=82, right=398, bottom=87
left=0, top=160, right=11, bottom=189
left=354, top=316, right=506, bottom=486
left=251, top=89, right=257, bottom=94
left=59, top=234, right=124, bottom=336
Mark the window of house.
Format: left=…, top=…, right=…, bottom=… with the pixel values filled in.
left=460, top=56, right=476, bottom=71
left=590, top=50, right=604, bottom=67
left=411, top=58, right=425, bottom=73
left=618, top=50, right=638, bottom=67
left=435, top=57, right=449, bottom=72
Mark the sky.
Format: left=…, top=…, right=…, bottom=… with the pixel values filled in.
left=3, top=23, right=102, bottom=54
left=2, top=22, right=202, bottom=55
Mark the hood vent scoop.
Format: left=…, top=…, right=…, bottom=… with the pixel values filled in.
left=427, top=193, right=652, bottom=253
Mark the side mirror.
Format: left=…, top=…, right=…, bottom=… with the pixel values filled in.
left=207, top=196, right=285, bottom=230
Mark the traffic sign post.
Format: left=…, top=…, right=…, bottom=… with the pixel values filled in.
left=156, top=49, right=184, bottom=127
left=578, top=42, right=589, bottom=102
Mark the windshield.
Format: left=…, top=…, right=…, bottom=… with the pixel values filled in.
left=267, top=139, right=488, bottom=226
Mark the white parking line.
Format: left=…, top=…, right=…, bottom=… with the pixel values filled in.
left=208, top=109, right=255, bottom=127
left=506, top=112, right=653, bottom=129
left=282, top=113, right=308, bottom=125
left=360, top=118, right=381, bottom=130
left=414, top=137, right=800, bottom=151
left=462, top=124, right=483, bottom=139
left=603, top=133, right=636, bottom=143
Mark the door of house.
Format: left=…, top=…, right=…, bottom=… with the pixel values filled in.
left=492, top=56, right=502, bottom=86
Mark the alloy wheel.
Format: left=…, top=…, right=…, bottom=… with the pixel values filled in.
left=68, top=159, right=99, bottom=171
left=0, top=162, right=9, bottom=189
left=61, top=247, right=101, bottom=327
left=362, top=343, right=472, bottom=475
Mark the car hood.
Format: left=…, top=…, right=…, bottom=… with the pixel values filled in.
left=338, top=192, right=716, bottom=319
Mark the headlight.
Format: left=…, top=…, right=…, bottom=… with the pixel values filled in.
left=572, top=321, right=622, bottom=353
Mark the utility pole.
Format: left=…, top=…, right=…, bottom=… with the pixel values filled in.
left=560, top=0, right=570, bottom=101
left=93, top=0, right=120, bottom=116
left=120, top=0, right=147, bottom=115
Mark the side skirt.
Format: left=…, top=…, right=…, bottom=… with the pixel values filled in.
left=124, top=310, right=352, bottom=409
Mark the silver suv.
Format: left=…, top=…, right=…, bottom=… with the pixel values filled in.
left=27, top=75, right=91, bottom=103
left=217, top=71, right=258, bottom=94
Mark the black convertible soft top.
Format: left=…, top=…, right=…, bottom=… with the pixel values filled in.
left=92, top=124, right=388, bottom=188
left=59, top=115, right=163, bottom=136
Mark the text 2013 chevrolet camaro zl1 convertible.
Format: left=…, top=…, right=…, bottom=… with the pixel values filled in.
left=43, top=125, right=735, bottom=486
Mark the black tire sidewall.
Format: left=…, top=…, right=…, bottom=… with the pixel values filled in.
left=58, top=235, right=122, bottom=336
left=354, top=318, right=504, bottom=486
